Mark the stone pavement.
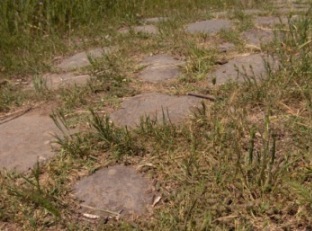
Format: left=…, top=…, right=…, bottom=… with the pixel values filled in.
left=0, top=1, right=306, bottom=218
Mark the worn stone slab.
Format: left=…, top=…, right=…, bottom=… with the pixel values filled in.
left=243, top=28, right=274, bottom=46
left=143, top=17, right=168, bottom=24
left=119, top=25, right=158, bottom=35
left=185, top=19, right=233, bottom=34
left=0, top=110, right=60, bottom=172
left=138, top=54, right=184, bottom=82
left=110, top=93, right=201, bottom=127
left=56, top=47, right=113, bottom=71
left=73, top=165, right=154, bottom=216
left=254, top=16, right=288, bottom=27
left=208, top=54, right=279, bottom=85
left=37, top=73, right=91, bottom=90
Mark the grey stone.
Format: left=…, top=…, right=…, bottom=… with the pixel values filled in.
left=0, top=110, right=60, bottom=172
left=208, top=54, right=279, bottom=85
left=143, top=17, right=168, bottom=24
left=135, top=25, right=158, bottom=34
left=185, top=19, right=233, bottom=34
left=110, top=93, right=201, bottom=127
left=119, top=25, right=158, bottom=35
left=40, top=73, right=91, bottom=90
left=243, top=28, right=274, bottom=46
left=56, top=47, right=113, bottom=71
left=138, top=54, right=184, bottom=82
left=73, top=165, right=154, bottom=216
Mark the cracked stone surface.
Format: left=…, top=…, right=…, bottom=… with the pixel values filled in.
left=110, top=93, right=201, bottom=127
left=0, top=109, right=60, bottom=172
left=56, top=47, right=113, bottom=71
left=73, top=165, right=154, bottom=216
left=185, top=19, right=233, bottom=34
left=243, top=28, right=274, bottom=46
left=138, top=54, right=184, bottom=82
left=208, top=54, right=279, bottom=85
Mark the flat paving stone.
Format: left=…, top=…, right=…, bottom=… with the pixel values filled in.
left=119, top=25, right=158, bottom=35
left=143, top=17, right=168, bottom=24
left=138, top=54, right=184, bottom=82
left=208, top=54, right=279, bottom=85
left=110, top=93, right=201, bottom=127
left=39, top=73, right=91, bottom=90
left=73, top=165, right=154, bottom=216
left=185, top=19, right=233, bottom=34
left=243, top=28, right=274, bottom=46
left=56, top=47, right=113, bottom=71
left=0, top=109, right=60, bottom=172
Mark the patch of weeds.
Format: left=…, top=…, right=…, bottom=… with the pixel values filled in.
left=1, top=164, right=61, bottom=229
left=89, top=109, right=143, bottom=158
left=59, top=86, right=89, bottom=110
left=31, top=74, right=54, bottom=101
left=136, top=112, right=180, bottom=151
left=0, top=81, right=25, bottom=112
left=240, top=114, right=289, bottom=193
left=51, top=110, right=93, bottom=159
left=181, top=42, right=217, bottom=82
left=219, top=29, right=243, bottom=46
left=32, top=75, right=47, bottom=94
left=89, top=53, right=136, bottom=98
left=232, top=9, right=254, bottom=31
